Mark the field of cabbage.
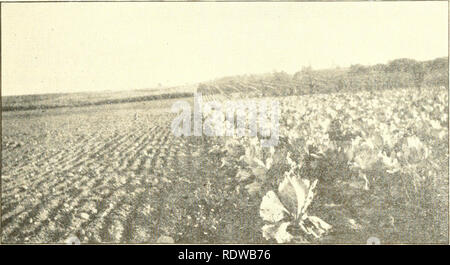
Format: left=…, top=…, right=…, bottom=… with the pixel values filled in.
left=204, top=86, right=449, bottom=244
left=1, top=86, right=448, bottom=244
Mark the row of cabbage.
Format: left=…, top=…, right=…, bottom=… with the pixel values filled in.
left=201, top=87, right=448, bottom=243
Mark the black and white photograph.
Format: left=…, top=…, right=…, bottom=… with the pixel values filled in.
left=1, top=1, right=448, bottom=246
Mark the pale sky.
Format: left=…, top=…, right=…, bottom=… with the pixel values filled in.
left=2, top=2, right=448, bottom=96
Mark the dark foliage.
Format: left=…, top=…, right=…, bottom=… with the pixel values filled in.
left=197, top=57, right=448, bottom=97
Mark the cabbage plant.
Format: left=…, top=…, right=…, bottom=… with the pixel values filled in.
left=259, top=171, right=331, bottom=243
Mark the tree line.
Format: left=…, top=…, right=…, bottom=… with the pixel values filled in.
left=198, top=57, right=448, bottom=96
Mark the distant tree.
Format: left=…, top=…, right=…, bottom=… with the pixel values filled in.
left=336, top=76, right=345, bottom=92
left=350, top=64, right=368, bottom=74
left=411, top=62, right=425, bottom=91
left=371, top=64, right=386, bottom=72
left=385, top=58, right=417, bottom=73
left=299, top=66, right=316, bottom=94
left=427, top=57, right=448, bottom=71
left=273, top=71, right=291, bottom=83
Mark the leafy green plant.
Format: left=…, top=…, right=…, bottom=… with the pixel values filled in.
left=259, top=168, right=331, bottom=243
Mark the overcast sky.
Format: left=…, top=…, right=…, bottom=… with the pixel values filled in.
left=2, top=2, right=448, bottom=96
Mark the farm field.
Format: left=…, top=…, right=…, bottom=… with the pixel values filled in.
left=1, top=84, right=196, bottom=111
left=1, top=87, right=449, bottom=244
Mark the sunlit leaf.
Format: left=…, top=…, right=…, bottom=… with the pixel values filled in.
left=260, top=191, right=289, bottom=223
left=261, top=222, right=294, bottom=243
